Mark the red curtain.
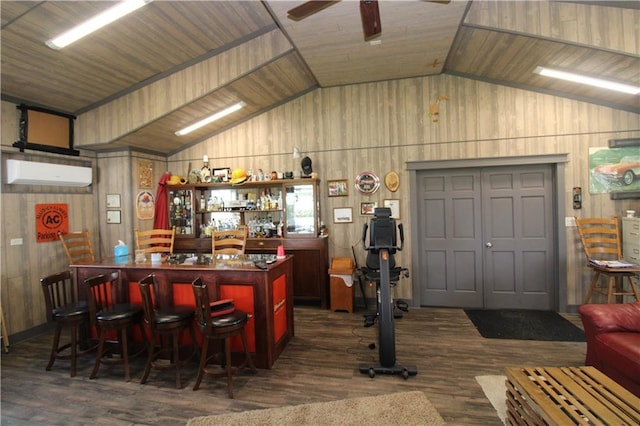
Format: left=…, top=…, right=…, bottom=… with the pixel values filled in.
left=153, top=172, right=171, bottom=230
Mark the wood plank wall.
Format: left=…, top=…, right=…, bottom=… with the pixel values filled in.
left=1, top=103, right=170, bottom=336
left=3, top=78, right=640, bottom=338
left=2, top=102, right=100, bottom=334
left=168, top=73, right=640, bottom=307
left=2, top=78, right=639, bottom=337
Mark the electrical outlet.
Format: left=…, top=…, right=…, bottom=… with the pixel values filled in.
left=10, top=238, right=23, bottom=246
left=565, top=217, right=576, bottom=227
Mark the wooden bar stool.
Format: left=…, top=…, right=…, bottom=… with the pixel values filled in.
left=40, top=270, right=95, bottom=377
left=138, top=274, right=197, bottom=388
left=135, top=228, right=176, bottom=255
left=58, top=230, right=95, bottom=264
left=191, top=277, right=256, bottom=398
left=212, top=227, right=247, bottom=255
left=84, top=271, right=146, bottom=382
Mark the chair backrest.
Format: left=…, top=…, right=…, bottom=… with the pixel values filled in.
left=59, top=230, right=95, bottom=264
left=83, top=271, right=121, bottom=325
left=575, top=216, right=622, bottom=260
left=138, top=274, right=158, bottom=332
left=192, top=277, right=212, bottom=332
left=40, top=270, right=76, bottom=321
left=212, top=227, right=247, bottom=255
left=135, top=227, right=176, bottom=254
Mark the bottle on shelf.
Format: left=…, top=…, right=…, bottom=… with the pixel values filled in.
left=200, top=193, right=206, bottom=211
left=207, top=194, right=214, bottom=211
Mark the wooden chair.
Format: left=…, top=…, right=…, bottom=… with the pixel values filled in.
left=40, top=270, right=95, bottom=377
left=191, top=277, right=256, bottom=398
left=575, top=216, right=640, bottom=304
left=138, top=274, right=197, bottom=388
left=135, top=227, right=176, bottom=255
left=84, top=271, right=146, bottom=381
left=212, top=227, right=247, bottom=255
left=59, top=230, right=95, bottom=264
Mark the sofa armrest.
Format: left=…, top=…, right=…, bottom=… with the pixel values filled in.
left=578, top=302, right=640, bottom=335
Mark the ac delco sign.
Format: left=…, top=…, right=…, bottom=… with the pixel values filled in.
left=35, top=203, right=68, bottom=242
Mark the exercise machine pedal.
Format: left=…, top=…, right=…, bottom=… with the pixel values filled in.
left=396, top=300, right=409, bottom=312
left=363, top=313, right=377, bottom=327
left=359, top=364, right=418, bottom=380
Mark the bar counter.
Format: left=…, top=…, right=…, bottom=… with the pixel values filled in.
left=71, top=254, right=294, bottom=369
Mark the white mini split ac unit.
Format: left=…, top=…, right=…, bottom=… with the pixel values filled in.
left=6, top=159, right=92, bottom=187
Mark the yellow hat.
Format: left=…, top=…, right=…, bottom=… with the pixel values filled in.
left=230, top=168, right=248, bottom=184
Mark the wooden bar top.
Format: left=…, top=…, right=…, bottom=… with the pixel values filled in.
left=71, top=253, right=292, bottom=271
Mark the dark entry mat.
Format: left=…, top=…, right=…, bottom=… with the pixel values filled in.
left=464, top=309, right=586, bottom=342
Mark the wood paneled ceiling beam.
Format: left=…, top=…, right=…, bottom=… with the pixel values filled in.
left=75, top=23, right=279, bottom=115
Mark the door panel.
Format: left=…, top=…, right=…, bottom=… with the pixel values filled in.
left=482, top=166, right=554, bottom=309
left=419, top=169, right=483, bottom=307
left=417, top=164, right=555, bottom=310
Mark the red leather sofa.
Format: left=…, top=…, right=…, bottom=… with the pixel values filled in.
left=578, top=302, right=640, bottom=397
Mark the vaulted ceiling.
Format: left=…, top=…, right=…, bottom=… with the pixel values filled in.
left=2, top=1, right=638, bottom=156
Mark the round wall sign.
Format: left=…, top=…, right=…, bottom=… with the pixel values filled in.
left=355, top=171, right=380, bottom=194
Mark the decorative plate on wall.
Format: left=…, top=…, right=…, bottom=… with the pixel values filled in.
left=384, top=171, right=399, bottom=192
left=355, top=171, right=380, bottom=194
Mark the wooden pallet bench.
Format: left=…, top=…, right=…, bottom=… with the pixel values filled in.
left=506, top=366, right=640, bottom=425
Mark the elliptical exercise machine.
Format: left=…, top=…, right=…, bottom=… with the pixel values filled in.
left=358, top=207, right=416, bottom=379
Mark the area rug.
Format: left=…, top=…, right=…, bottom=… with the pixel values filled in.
left=476, top=375, right=507, bottom=425
left=464, top=309, right=586, bottom=342
left=186, top=391, right=445, bottom=425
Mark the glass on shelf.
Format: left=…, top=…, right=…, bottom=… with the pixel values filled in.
left=169, top=188, right=193, bottom=235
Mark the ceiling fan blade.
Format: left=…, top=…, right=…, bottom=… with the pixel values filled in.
left=360, top=0, right=381, bottom=41
left=427, top=0, right=451, bottom=3
left=287, top=1, right=340, bottom=21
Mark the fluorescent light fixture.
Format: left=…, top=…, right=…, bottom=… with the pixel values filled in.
left=534, top=66, right=640, bottom=95
left=45, top=0, right=152, bottom=50
left=175, top=102, right=246, bottom=136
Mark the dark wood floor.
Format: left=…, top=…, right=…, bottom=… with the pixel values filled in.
left=1, top=306, right=586, bottom=425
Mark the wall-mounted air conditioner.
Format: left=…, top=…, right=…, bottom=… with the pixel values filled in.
left=6, top=159, right=92, bottom=187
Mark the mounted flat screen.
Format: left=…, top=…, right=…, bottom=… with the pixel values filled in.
left=13, top=104, right=78, bottom=156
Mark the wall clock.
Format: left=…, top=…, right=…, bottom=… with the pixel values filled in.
left=355, top=171, right=380, bottom=194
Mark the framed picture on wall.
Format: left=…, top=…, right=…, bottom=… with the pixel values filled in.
left=106, top=210, right=121, bottom=224
left=327, top=179, right=348, bottom=197
left=360, top=201, right=377, bottom=216
left=213, top=167, right=230, bottom=182
left=383, top=199, right=400, bottom=219
left=138, top=160, right=153, bottom=188
left=333, top=207, right=353, bottom=223
left=106, top=194, right=121, bottom=208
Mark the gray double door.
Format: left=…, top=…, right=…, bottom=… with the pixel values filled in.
left=416, top=164, right=555, bottom=310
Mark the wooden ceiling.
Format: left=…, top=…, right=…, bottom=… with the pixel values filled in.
left=1, top=1, right=638, bottom=156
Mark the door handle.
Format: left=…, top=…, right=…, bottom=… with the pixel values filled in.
left=485, top=242, right=493, bottom=248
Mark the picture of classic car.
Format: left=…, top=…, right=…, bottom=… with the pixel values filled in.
left=592, top=155, right=640, bottom=185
